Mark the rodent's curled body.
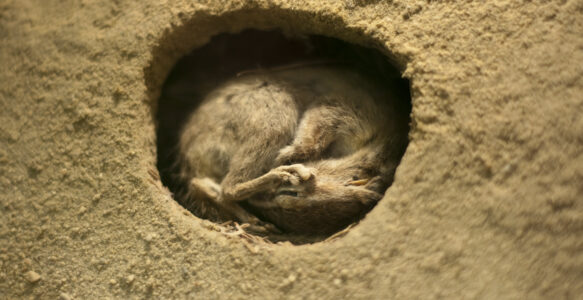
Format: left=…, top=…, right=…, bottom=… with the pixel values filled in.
left=178, top=66, right=407, bottom=235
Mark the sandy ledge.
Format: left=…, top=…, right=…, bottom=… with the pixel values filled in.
left=0, top=0, right=582, bottom=298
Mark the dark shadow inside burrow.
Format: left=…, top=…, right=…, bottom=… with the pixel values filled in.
left=156, top=29, right=411, bottom=244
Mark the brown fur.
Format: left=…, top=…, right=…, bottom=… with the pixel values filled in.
left=178, top=65, right=408, bottom=235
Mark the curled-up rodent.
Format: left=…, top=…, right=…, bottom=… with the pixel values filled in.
left=177, top=64, right=408, bottom=237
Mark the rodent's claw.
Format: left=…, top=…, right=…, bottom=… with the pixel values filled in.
left=287, top=173, right=301, bottom=186
left=261, top=222, right=282, bottom=234
left=245, top=219, right=282, bottom=235
left=295, top=165, right=313, bottom=181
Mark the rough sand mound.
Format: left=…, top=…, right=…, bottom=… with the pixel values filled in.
left=1, top=1, right=582, bottom=298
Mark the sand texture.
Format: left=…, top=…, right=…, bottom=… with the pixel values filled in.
left=1, top=0, right=582, bottom=299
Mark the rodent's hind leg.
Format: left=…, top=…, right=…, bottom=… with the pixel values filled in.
left=190, top=177, right=281, bottom=234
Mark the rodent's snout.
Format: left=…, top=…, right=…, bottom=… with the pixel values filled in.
left=245, top=174, right=383, bottom=234
left=256, top=183, right=382, bottom=235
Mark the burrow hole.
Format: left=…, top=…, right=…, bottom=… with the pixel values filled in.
left=156, top=29, right=411, bottom=244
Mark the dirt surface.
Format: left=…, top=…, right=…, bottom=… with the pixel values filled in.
left=1, top=0, right=582, bottom=299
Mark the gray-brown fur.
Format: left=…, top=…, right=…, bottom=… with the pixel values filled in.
left=178, top=65, right=408, bottom=235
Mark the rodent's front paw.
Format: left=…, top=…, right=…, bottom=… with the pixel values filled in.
left=273, top=164, right=315, bottom=185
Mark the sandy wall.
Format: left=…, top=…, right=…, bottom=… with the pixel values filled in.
left=1, top=0, right=582, bottom=298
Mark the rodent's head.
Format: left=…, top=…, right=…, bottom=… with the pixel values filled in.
left=247, top=162, right=388, bottom=235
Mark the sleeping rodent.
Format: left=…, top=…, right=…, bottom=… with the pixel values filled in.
left=177, top=64, right=408, bottom=236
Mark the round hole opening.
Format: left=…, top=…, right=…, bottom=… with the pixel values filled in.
left=156, top=29, right=411, bottom=244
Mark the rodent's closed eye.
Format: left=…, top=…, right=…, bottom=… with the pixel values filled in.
left=277, top=190, right=299, bottom=197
